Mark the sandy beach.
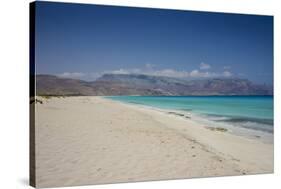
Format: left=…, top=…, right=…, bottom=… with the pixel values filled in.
left=34, top=96, right=273, bottom=188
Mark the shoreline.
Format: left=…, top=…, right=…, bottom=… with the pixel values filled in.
left=35, top=96, right=273, bottom=187
left=106, top=97, right=273, bottom=144
left=104, top=97, right=273, bottom=167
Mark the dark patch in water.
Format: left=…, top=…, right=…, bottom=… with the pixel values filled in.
left=219, top=117, right=273, bottom=126
left=168, top=112, right=185, bottom=117
left=206, top=127, right=228, bottom=132
left=203, top=113, right=273, bottom=133
left=204, top=113, right=273, bottom=125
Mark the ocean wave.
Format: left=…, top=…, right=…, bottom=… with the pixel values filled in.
left=203, top=113, right=273, bottom=133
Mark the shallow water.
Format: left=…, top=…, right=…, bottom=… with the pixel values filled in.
left=108, top=96, right=273, bottom=134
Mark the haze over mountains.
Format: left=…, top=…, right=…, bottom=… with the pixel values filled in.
left=36, top=74, right=273, bottom=96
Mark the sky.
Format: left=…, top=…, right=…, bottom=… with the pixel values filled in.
left=35, top=1, right=273, bottom=84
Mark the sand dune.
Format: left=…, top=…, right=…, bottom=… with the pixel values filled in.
left=34, top=96, right=273, bottom=188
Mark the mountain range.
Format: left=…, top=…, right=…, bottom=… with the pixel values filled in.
left=35, top=74, right=273, bottom=96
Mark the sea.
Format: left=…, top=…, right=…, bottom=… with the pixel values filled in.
left=108, top=96, right=273, bottom=142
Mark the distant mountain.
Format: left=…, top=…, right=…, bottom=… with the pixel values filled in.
left=36, top=75, right=96, bottom=96
left=36, top=74, right=273, bottom=96
left=35, top=74, right=164, bottom=96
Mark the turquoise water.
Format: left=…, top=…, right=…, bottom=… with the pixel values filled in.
left=108, top=96, right=273, bottom=133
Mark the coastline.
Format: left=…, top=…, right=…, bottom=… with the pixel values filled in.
left=105, top=97, right=273, bottom=169
left=35, top=96, right=273, bottom=187
left=109, top=98, right=273, bottom=144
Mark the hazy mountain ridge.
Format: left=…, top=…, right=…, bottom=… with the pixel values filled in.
left=36, top=74, right=273, bottom=96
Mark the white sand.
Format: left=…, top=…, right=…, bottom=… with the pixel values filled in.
left=34, top=96, right=273, bottom=188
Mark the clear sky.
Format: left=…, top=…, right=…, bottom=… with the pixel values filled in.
left=35, top=1, right=273, bottom=84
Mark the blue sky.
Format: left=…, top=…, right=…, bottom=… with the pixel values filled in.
left=35, top=1, right=273, bottom=84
